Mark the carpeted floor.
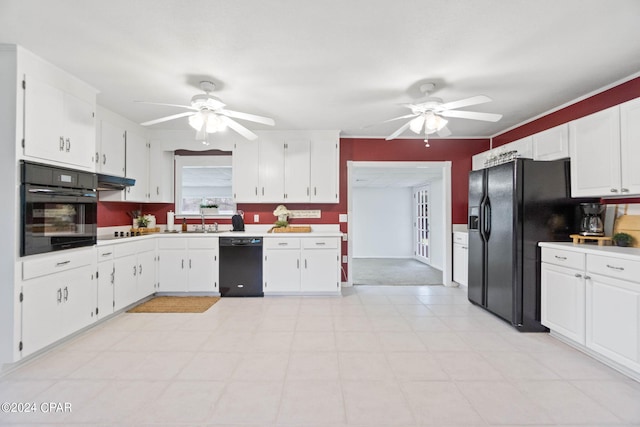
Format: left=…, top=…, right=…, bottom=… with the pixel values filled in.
left=352, top=258, right=443, bottom=286
left=127, top=296, right=220, bottom=313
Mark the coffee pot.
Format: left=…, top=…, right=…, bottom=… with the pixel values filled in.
left=579, top=203, right=605, bottom=236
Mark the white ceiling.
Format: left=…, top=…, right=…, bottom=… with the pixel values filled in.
left=1, top=0, right=640, bottom=141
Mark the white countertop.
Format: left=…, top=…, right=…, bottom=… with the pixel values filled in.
left=539, top=241, right=640, bottom=261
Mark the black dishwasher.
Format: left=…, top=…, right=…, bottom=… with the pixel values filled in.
left=219, top=237, right=263, bottom=297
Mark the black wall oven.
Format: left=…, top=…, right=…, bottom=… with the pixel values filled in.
left=21, top=161, right=97, bottom=256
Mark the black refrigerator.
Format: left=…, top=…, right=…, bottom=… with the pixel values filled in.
left=468, top=158, right=591, bottom=332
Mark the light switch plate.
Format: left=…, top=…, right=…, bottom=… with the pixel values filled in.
left=342, top=256, right=348, bottom=263
left=254, top=214, right=259, bottom=222
left=339, top=214, right=348, bottom=223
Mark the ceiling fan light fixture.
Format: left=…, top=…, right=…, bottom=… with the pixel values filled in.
left=409, top=116, right=425, bottom=134
left=425, top=112, right=448, bottom=132
left=189, top=111, right=227, bottom=134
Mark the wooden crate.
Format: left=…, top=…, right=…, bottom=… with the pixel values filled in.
left=268, top=225, right=312, bottom=233
left=130, top=227, right=161, bottom=234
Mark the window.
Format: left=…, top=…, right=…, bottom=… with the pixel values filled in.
left=174, top=155, right=236, bottom=216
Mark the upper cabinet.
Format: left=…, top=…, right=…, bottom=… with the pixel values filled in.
left=569, top=99, right=640, bottom=197
left=96, top=119, right=126, bottom=176
left=23, top=74, right=96, bottom=170
left=148, top=142, right=174, bottom=203
left=532, top=124, right=569, bottom=161
left=233, top=131, right=340, bottom=203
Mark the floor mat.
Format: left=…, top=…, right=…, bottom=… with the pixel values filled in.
left=127, top=296, right=220, bottom=313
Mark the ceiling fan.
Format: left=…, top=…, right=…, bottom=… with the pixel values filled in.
left=137, top=81, right=275, bottom=143
left=376, top=83, right=503, bottom=146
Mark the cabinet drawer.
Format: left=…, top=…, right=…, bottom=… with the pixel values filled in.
left=188, top=237, right=218, bottom=249
left=587, top=254, right=640, bottom=283
left=453, top=232, right=468, bottom=244
left=541, top=248, right=584, bottom=270
left=302, top=237, right=338, bottom=249
left=157, top=237, right=188, bottom=250
left=264, top=237, right=301, bottom=249
left=23, top=248, right=95, bottom=281
left=97, top=246, right=115, bottom=261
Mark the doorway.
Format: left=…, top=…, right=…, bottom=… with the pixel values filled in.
left=347, top=161, right=452, bottom=287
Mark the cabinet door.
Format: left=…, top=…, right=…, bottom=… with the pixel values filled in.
left=508, top=136, right=533, bottom=159
left=533, top=124, right=569, bottom=160
left=158, top=250, right=188, bottom=292
left=114, top=255, right=138, bottom=311
left=310, top=140, right=339, bottom=203
left=149, top=144, right=174, bottom=202
left=63, top=92, right=96, bottom=169
left=232, top=140, right=260, bottom=202
left=264, top=249, right=301, bottom=292
left=99, top=120, right=126, bottom=176
left=301, top=249, right=340, bottom=292
left=586, top=273, right=640, bottom=371
left=259, top=139, right=285, bottom=202
left=136, top=251, right=156, bottom=299
left=97, top=260, right=115, bottom=319
left=60, top=264, right=97, bottom=338
left=284, top=139, right=311, bottom=202
left=620, top=97, right=640, bottom=195
left=541, top=263, right=585, bottom=344
left=23, top=74, right=66, bottom=164
left=188, top=249, right=217, bottom=292
left=124, top=131, right=149, bottom=202
left=569, top=107, right=621, bottom=197
left=453, top=243, right=468, bottom=286
left=21, top=276, right=63, bottom=357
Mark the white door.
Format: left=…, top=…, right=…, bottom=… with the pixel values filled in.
left=125, top=131, right=149, bottom=202
left=414, top=186, right=430, bottom=262
left=301, top=249, right=339, bottom=292
left=232, top=140, right=260, bottom=202
left=259, top=138, right=285, bottom=202
left=63, top=92, right=95, bottom=169
left=136, top=251, right=156, bottom=299
left=21, top=276, right=63, bottom=357
left=99, top=120, right=126, bottom=176
left=60, top=265, right=97, bottom=338
left=310, top=140, right=339, bottom=203
left=114, top=255, right=139, bottom=310
left=264, top=249, right=301, bottom=292
left=541, top=263, right=586, bottom=344
left=157, top=250, right=188, bottom=292
left=284, top=139, right=311, bottom=202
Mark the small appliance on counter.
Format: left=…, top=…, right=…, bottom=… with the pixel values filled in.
left=579, top=203, right=605, bottom=236
left=232, top=212, right=245, bottom=231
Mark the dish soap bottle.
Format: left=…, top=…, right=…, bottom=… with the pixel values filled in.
left=181, top=218, right=187, bottom=232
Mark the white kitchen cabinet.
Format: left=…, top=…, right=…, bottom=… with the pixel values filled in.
left=263, top=238, right=302, bottom=293
left=112, top=239, right=156, bottom=311
left=310, top=139, right=339, bottom=202
left=21, top=249, right=97, bottom=357
left=157, top=237, right=219, bottom=293
left=620, top=97, right=640, bottom=195
left=149, top=143, right=174, bottom=202
left=23, top=74, right=96, bottom=171
left=541, top=263, right=586, bottom=344
left=532, top=124, right=569, bottom=160
left=508, top=136, right=533, bottom=159
left=452, top=232, right=468, bottom=286
left=263, top=236, right=340, bottom=294
left=232, top=140, right=260, bottom=202
left=233, top=131, right=340, bottom=203
left=124, top=131, right=150, bottom=202
left=569, top=106, right=621, bottom=197
left=97, top=119, right=126, bottom=176
left=97, top=246, right=116, bottom=319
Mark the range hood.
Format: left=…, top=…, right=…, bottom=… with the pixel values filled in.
left=96, top=173, right=136, bottom=191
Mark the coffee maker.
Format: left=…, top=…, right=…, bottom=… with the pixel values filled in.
left=579, top=203, right=605, bottom=236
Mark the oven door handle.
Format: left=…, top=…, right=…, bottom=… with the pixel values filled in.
left=28, top=188, right=97, bottom=199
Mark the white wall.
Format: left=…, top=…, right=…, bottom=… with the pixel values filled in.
left=352, top=187, right=413, bottom=258
left=427, top=178, right=444, bottom=270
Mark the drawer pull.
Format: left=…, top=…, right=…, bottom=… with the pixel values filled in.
left=584, top=275, right=591, bottom=280
left=315, top=242, right=326, bottom=246
left=606, top=264, right=624, bottom=271
left=574, top=273, right=582, bottom=278
left=101, top=252, right=113, bottom=257
left=554, top=255, right=567, bottom=260
left=56, top=260, right=71, bottom=267
left=278, top=242, right=288, bottom=246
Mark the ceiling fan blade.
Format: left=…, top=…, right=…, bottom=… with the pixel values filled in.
left=219, top=116, right=258, bottom=140
left=439, top=109, right=503, bottom=122
left=135, top=101, right=198, bottom=111
left=140, top=111, right=196, bottom=126
left=436, top=95, right=492, bottom=111
left=385, top=121, right=412, bottom=140
left=437, top=126, right=452, bottom=137
left=363, top=113, right=418, bottom=128
left=218, top=109, right=275, bottom=126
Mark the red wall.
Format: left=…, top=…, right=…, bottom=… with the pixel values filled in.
left=97, top=137, right=490, bottom=228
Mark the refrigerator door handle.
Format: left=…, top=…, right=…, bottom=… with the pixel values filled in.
left=483, top=198, right=491, bottom=240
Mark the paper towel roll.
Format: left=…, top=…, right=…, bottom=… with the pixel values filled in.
left=166, top=211, right=175, bottom=231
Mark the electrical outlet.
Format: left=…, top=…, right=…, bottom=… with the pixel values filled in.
left=342, top=255, right=348, bottom=264
left=342, top=233, right=348, bottom=241
left=339, top=213, right=348, bottom=223
left=254, top=214, right=259, bottom=223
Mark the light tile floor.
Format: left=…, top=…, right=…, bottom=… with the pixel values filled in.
left=1, top=285, right=640, bottom=426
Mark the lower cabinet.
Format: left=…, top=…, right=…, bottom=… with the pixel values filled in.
left=157, top=237, right=219, bottom=293
left=112, top=239, right=156, bottom=311
left=541, top=245, right=640, bottom=379
left=97, top=245, right=116, bottom=319
left=452, top=232, right=468, bottom=286
left=263, top=237, right=341, bottom=294
left=21, top=248, right=97, bottom=357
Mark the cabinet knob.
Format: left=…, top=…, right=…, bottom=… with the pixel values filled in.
left=610, top=188, right=619, bottom=193
left=584, top=275, right=591, bottom=280
left=621, top=188, right=629, bottom=193
left=574, top=273, right=582, bottom=278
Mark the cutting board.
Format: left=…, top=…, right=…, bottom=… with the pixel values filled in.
left=613, top=215, right=640, bottom=248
